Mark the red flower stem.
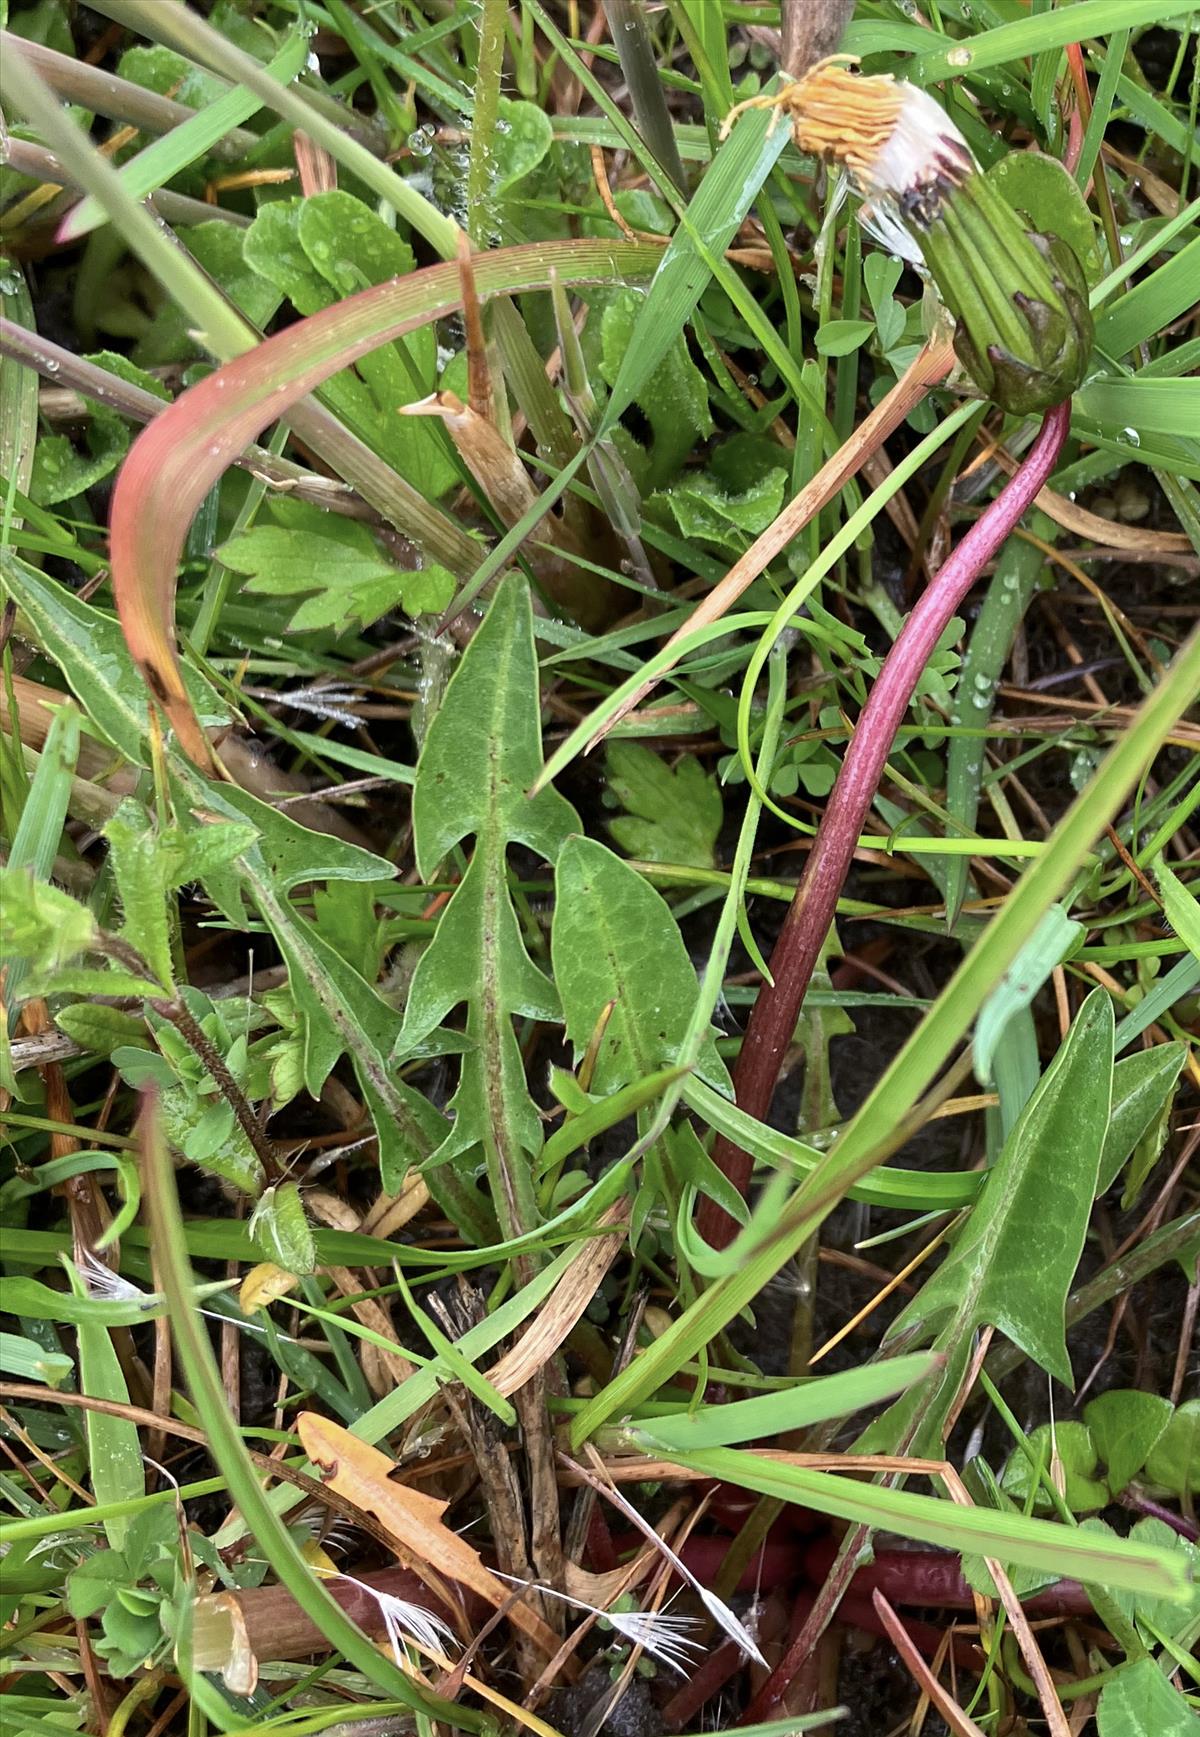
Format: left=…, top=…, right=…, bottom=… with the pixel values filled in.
left=698, top=400, right=1072, bottom=1249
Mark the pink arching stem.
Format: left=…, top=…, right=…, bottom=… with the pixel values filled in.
left=699, top=401, right=1073, bottom=1249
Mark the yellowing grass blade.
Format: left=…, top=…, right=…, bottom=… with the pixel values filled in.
left=107, top=239, right=658, bottom=768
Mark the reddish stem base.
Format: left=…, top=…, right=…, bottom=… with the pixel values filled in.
left=699, top=401, right=1073, bottom=1248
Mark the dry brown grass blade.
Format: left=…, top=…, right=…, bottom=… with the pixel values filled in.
left=871, top=1590, right=987, bottom=1737
left=293, top=129, right=337, bottom=197
left=401, top=388, right=607, bottom=628
left=403, top=390, right=545, bottom=527
left=359, top=1168, right=431, bottom=1237
left=563, top=1551, right=657, bottom=1609
left=0, top=673, right=375, bottom=848
left=1037, top=487, right=1191, bottom=549
left=489, top=1201, right=629, bottom=1397
left=1101, top=142, right=1181, bottom=215
left=296, top=1413, right=564, bottom=1662
left=457, top=233, right=497, bottom=425
left=324, top=1265, right=418, bottom=1392
left=979, top=450, right=1192, bottom=551
left=585, top=335, right=955, bottom=748
left=940, top=1465, right=1072, bottom=1737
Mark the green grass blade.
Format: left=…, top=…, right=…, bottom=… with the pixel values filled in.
left=1154, top=856, right=1200, bottom=964
left=651, top=1446, right=1188, bottom=1598
left=140, top=1090, right=480, bottom=1723
left=634, top=1352, right=939, bottom=1451
left=87, top=0, right=461, bottom=259
left=1090, top=197, right=1200, bottom=314
left=1075, top=376, right=1200, bottom=439
left=0, top=261, right=38, bottom=522
left=681, top=1076, right=980, bottom=1210
left=911, top=1, right=1180, bottom=85
left=6, top=703, right=78, bottom=882
left=64, top=1259, right=144, bottom=1549
left=1113, top=953, right=1200, bottom=1053
left=58, top=30, right=312, bottom=243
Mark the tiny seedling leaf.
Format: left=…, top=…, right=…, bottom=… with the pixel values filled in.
left=1000, top=1421, right=1110, bottom=1513
left=217, top=499, right=453, bottom=633
left=248, top=1181, right=318, bottom=1277
left=1143, top=1400, right=1200, bottom=1500
left=1098, top=1654, right=1199, bottom=1737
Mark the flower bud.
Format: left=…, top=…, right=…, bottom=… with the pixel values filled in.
left=727, top=60, right=1093, bottom=414
left=908, top=156, right=1092, bottom=415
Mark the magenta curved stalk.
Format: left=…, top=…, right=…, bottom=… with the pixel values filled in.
left=699, top=400, right=1073, bottom=1250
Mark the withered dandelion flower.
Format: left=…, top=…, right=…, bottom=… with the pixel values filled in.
left=726, top=59, right=1092, bottom=415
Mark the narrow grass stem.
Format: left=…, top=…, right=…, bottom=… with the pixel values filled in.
left=467, top=0, right=507, bottom=247
left=699, top=401, right=1073, bottom=1249
left=0, top=31, right=256, bottom=157
left=602, top=0, right=686, bottom=191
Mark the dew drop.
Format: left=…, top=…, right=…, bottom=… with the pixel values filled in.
left=947, top=46, right=972, bottom=66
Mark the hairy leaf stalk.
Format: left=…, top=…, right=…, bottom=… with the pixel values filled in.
left=699, top=400, right=1073, bottom=1249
